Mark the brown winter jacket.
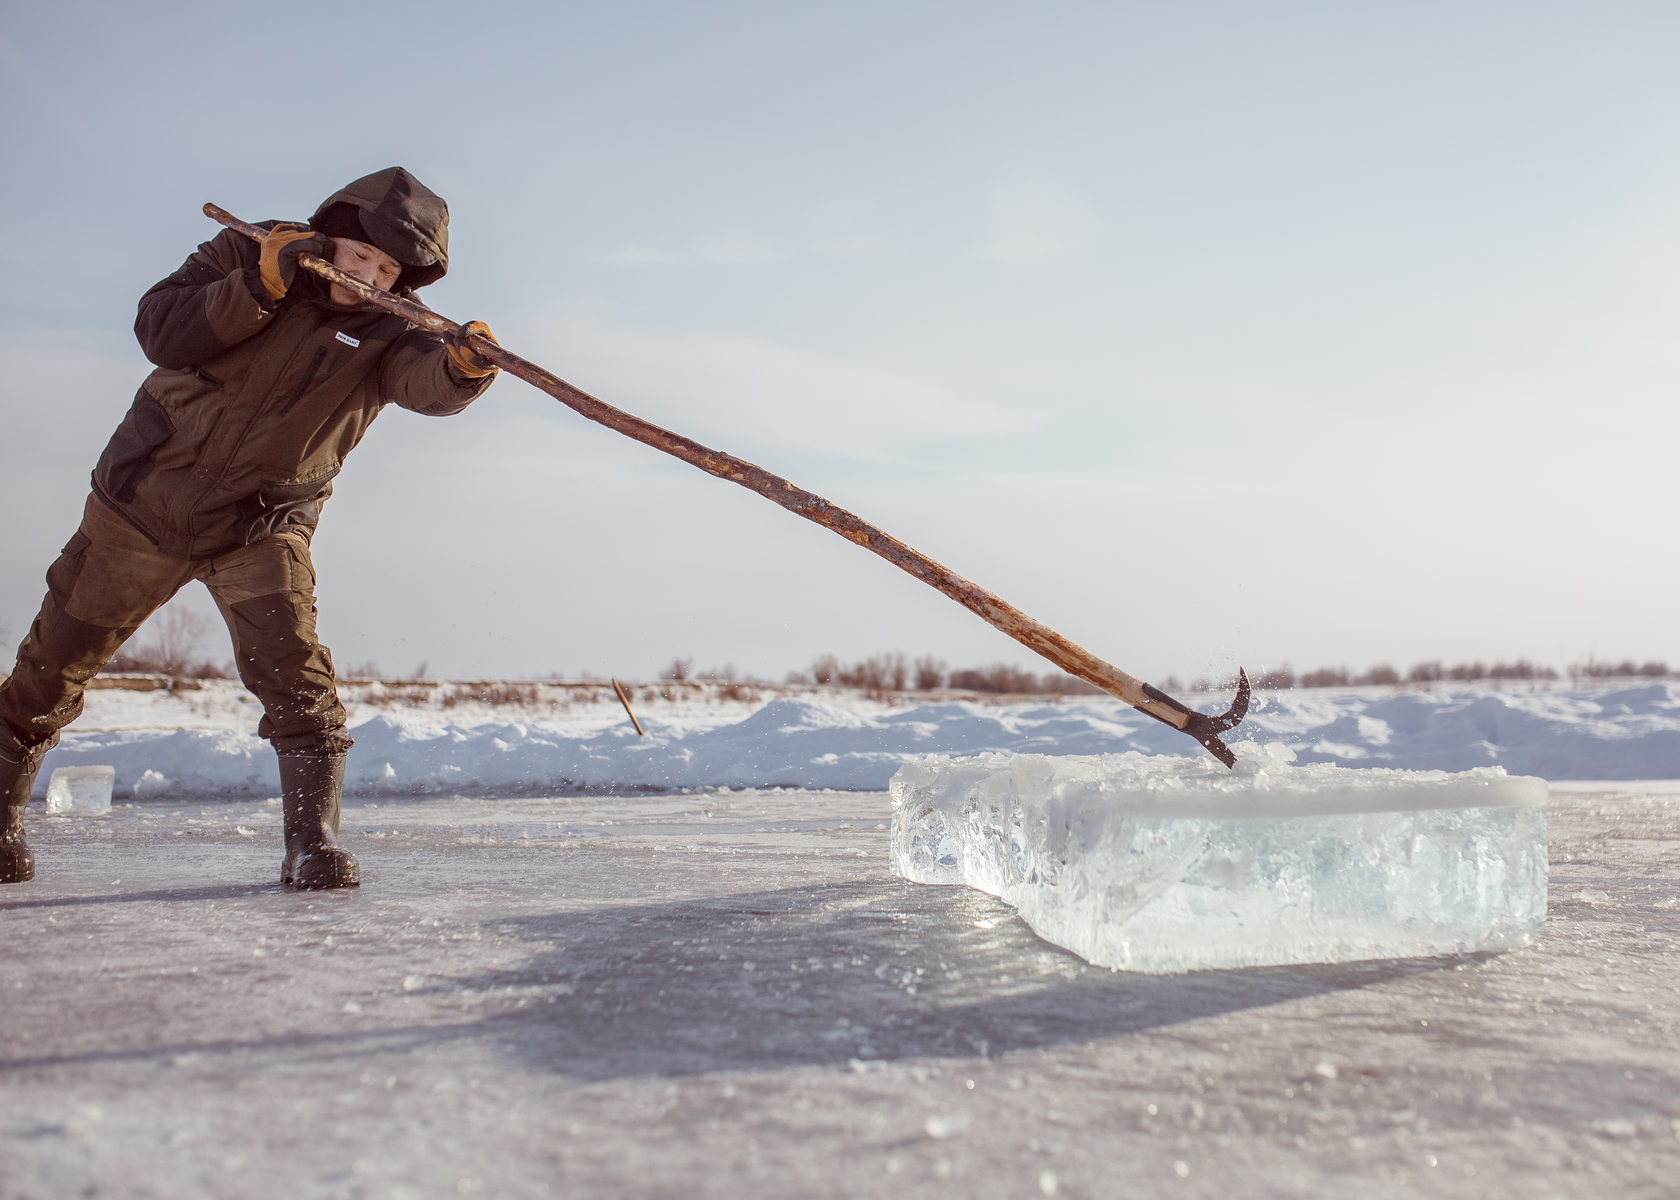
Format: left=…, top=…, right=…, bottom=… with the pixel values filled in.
left=92, top=168, right=492, bottom=560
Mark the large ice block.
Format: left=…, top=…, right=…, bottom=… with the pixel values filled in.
left=890, top=747, right=1547, bottom=973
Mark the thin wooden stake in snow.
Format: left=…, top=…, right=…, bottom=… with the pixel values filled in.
left=611, top=679, right=645, bottom=737
left=203, top=202, right=1248, bottom=765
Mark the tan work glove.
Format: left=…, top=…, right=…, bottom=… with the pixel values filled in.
left=444, top=320, right=500, bottom=379
left=258, top=223, right=328, bottom=302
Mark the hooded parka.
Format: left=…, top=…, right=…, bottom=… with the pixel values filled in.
left=0, top=167, right=491, bottom=764
left=96, top=167, right=491, bottom=559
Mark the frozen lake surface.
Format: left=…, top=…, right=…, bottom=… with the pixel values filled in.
left=3, top=782, right=1677, bottom=1198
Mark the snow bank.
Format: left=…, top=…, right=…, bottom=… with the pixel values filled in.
left=28, top=680, right=1680, bottom=799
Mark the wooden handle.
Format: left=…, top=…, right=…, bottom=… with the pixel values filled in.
left=203, top=202, right=1247, bottom=759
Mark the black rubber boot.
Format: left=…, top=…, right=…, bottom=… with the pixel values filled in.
left=278, top=753, right=359, bottom=890
left=0, top=736, right=44, bottom=884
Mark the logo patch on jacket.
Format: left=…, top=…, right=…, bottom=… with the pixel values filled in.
left=335, top=331, right=361, bottom=348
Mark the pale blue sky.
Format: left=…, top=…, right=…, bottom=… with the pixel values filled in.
left=3, top=1, right=1679, bottom=685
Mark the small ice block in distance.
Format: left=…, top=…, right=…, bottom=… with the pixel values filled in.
left=45, top=765, right=116, bottom=815
left=889, top=746, right=1547, bottom=973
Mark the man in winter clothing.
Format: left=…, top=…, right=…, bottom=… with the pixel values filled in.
left=0, top=166, right=498, bottom=888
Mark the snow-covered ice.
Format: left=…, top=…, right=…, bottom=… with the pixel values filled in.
left=43, top=765, right=114, bottom=814
left=890, top=746, right=1548, bottom=972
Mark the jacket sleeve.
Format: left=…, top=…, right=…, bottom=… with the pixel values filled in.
left=133, top=226, right=280, bottom=370
left=377, top=328, right=495, bottom=416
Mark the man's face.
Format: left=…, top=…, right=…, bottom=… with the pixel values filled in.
left=327, top=237, right=402, bottom=306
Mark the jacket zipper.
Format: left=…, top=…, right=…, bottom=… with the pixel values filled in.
left=278, top=346, right=327, bottom=416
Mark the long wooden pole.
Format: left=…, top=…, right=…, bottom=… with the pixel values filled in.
left=204, top=203, right=1248, bottom=765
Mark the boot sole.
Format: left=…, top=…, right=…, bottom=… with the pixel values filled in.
left=285, top=875, right=360, bottom=890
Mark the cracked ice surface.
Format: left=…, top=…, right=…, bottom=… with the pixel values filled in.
left=889, top=744, right=1548, bottom=973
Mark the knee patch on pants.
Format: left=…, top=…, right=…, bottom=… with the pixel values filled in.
left=0, top=501, right=190, bottom=748
left=208, top=533, right=349, bottom=753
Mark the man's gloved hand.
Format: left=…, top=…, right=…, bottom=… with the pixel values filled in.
left=444, top=320, right=500, bottom=379
left=258, top=223, right=328, bottom=302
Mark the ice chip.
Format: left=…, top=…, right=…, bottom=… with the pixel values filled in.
left=45, top=766, right=116, bottom=815
left=889, top=749, right=1548, bottom=973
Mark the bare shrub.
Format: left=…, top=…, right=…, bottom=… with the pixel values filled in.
left=913, top=656, right=946, bottom=690
left=837, top=653, right=906, bottom=691
left=948, top=663, right=1042, bottom=694
left=1407, top=661, right=1444, bottom=683
left=1486, top=660, right=1558, bottom=681
left=358, top=684, right=436, bottom=708
left=1255, top=666, right=1297, bottom=690
left=1299, top=667, right=1349, bottom=688
left=441, top=682, right=539, bottom=708
left=1446, top=662, right=1487, bottom=682
left=662, top=657, right=693, bottom=683
left=986, top=666, right=1028, bottom=693
left=1578, top=659, right=1668, bottom=680
left=1356, top=664, right=1401, bottom=686
left=808, top=654, right=840, bottom=685
left=107, top=604, right=229, bottom=679
left=836, top=658, right=872, bottom=688
left=487, top=682, right=539, bottom=706
left=945, top=666, right=985, bottom=692
left=1037, top=672, right=1102, bottom=696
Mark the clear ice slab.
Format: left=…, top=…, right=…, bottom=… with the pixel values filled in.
left=45, top=765, right=115, bottom=814
left=890, top=746, right=1547, bottom=973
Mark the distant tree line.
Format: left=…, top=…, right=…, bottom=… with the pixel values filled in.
left=1247, top=658, right=1672, bottom=690
left=787, top=653, right=1100, bottom=696
left=780, top=653, right=1678, bottom=696
left=81, top=630, right=1680, bottom=696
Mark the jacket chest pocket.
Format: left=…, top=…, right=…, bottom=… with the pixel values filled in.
left=277, top=346, right=329, bottom=417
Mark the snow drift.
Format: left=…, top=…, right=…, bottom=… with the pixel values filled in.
left=25, top=679, right=1680, bottom=799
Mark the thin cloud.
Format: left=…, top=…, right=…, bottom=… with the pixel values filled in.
left=814, top=232, right=896, bottom=259
left=598, top=244, right=682, bottom=267
left=529, top=310, right=1027, bottom=461
left=595, top=238, right=785, bottom=268
left=698, top=238, right=783, bottom=267
left=598, top=232, right=890, bottom=269
left=978, top=176, right=1107, bottom=264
